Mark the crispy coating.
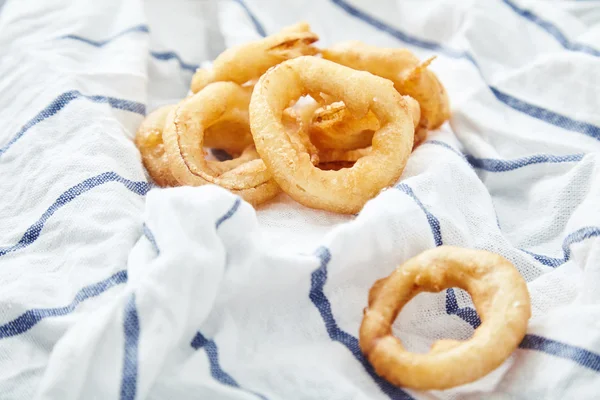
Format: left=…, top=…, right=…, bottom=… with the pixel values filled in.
left=360, top=246, right=531, bottom=390
left=162, top=82, right=280, bottom=206
left=250, top=56, right=415, bottom=214
left=322, top=41, right=450, bottom=130
left=135, top=103, right=266, bottom=190
left=310, top=97, right=422, bottom=162
left=137, top=24, right=453, bottom=212
left=191, top=22, right=318, bottom=93
left=310, top=101, right=378, bottom=150
left=134, top=105, right=180, bottom=187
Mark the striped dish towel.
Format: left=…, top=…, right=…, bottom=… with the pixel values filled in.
left=0, top=0, right=599, bottom=399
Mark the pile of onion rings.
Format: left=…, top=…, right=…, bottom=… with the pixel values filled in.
left=135, top=21, right=450, bottom=210
left=134, top=22, right=534, bottom=392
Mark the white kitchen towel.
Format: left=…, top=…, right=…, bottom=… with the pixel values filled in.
left=0, top=0, right=599, bottom=399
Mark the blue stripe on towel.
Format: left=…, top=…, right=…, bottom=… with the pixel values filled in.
left=232, top=0, right=267, bottom=37
left=0, top=91, right=145, bottom=157
left=447, top=287, right=600, bottom=372
left=0, top=172, right=150, bottom=257
left=329, top=0, right=600, bottom=141
left=490, top=88, right=600, bottom=140
left=520, top=335, right=600, bottom=372
left=309, top=247, right=414, bottom=400
left=191, top=332, right=268, bottom=400
left=150, top=51, right=199, bottom=72
left=426, top=140, right=584, bottom=172
left=500, top=0, right=600, bottom=57
left=61, top=26, right=198, bottom=72
left=0, top=270, right=127, bottom=339
left=446, top=288, right=482, bottom=328
left=61, top=25, right=149, bottom=47
left=424, top=140, right=468, bottom=161
left=520, top=227, right=600, bottom=268
left=395, top=184, right=443, bottom=247
left=120, top=294, right=140, bottom=400
left=142, top=223, right=160, bottom=255
left=466, top=152, right=584, bottom=172
left=215, top=198, right=242, bottom=229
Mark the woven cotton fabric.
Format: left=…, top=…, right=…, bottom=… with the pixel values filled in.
left=1, top=0, right=599, bottom=399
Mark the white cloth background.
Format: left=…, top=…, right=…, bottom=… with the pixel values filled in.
left=0, top=0, right=599, bottom=399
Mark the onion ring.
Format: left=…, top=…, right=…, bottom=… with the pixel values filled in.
left=310, top=97, right=422, bottom=152
left=162, top=82, right=280, bottom=205
left=134, top=105, right=179, bottom=187
left=135, top=104, right=264, bottom=187
left=191, top=22, right=318, bottom=93
left=360, top=246, right=531, bottom=390
left=249, top=56, right=415, bottom=214
left=322, top=41, right=450, bottom=130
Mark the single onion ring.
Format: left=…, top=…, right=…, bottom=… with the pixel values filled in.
left=162, top=82, right=280, bottom=206
left=250, top=56, right=415, bottom=214
left=322, top=41, right=450, bottom=130
left=310, top=97, right=422, bottom=151
left=168, top=82, right=270, bottom=188
left=135, top=105, right=263, bottom=187
left=135, top=104, right=179, bottom=187
left=360, top=246, right=531, bottom=390
left=191, top=22, right=318, bottom=93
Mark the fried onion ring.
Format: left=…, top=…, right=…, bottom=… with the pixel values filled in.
left=310, top=97, right=422, bottom=151
left=191, top=22, right=318, bottom=93
left=163, top=82, right=280, bottom=205
left=135, top=104, right=179, bottom=187
left=360, top=246, right=531, bottom=390
left=322, top=41, right=450, bottom=130
left=135, top=104, right=263, bottom=187
left=250, top=56, right=415, bottom=214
